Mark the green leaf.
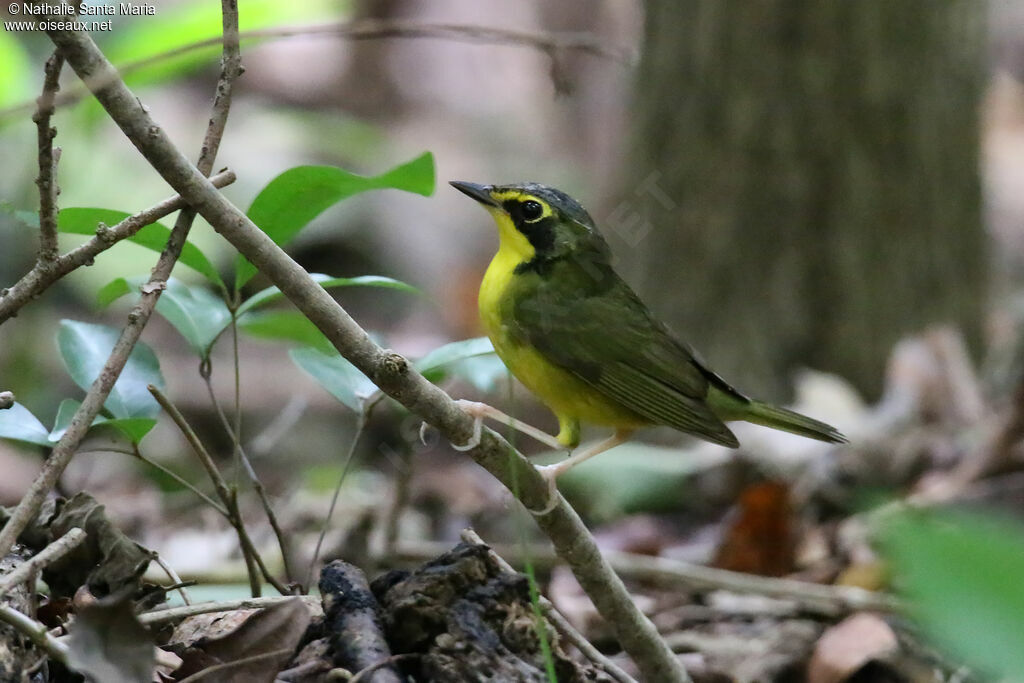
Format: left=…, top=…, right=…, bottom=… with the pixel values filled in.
left=289, top=347, right=375, bottom=412
left=154, top=278, right=232, bottom=358
left=237, top=152, right=435, bottom=288
left=58, top=208, right=224, bottom=289
left=57, top=320, right=164, bottom=419
left=96, top=277, right=135, bottom=308
left=416, top=337, right=495, bottom=377
left=49, top=398, right=155, bottom=444
left=0, top=402, right=52, bottom=447
left=880, top=509, right=1024, bottom=679
left=239, top=310, right=332, bottom=351
left=237, top=274, right=418, bottom=317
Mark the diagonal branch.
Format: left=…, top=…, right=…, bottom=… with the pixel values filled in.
left=27, top=17, right=689, bottom=683
left=0, top=169, right=235, bottom=325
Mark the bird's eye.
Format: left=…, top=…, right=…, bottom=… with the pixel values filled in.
left=521, top=200, right=544, bottom=222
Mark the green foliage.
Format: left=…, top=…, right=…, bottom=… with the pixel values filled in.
left=237, top=152, right=435, bottom=288
left=104, top=0, right=337, bottom=88
left=0, top=402, right=52, bottom=447
left=56, top=320, right=165, bottom=419
left=289, top=347, right=375, bottom=412
left=238, top=310, right=333, bottom=352
left=49, top=398, right=156, bottom=444
left=292, top=337, right=501, bottom=413
left=880, top=508, right=1024, bottom=678
left=58, top=208, right=225, bottom=289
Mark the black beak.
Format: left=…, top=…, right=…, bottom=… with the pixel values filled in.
left=450, top=181, right=499, bottom=207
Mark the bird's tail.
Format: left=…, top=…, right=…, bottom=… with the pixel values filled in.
left=744, top=400, right=847, bottom=444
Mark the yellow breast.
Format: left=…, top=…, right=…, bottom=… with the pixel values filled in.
left=477, top=213, right=646, bottom=436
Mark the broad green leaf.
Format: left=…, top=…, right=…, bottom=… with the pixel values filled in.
left=57, top=320, right=164, bottom=419
left=880, top=509, right=1024, bottom=679
left=96, top=277, right=135, bottom=308
left=236, top=274, right=418, bottom=317
left=154, top=279, right=232, bottom=358
left=0, top=402, right=52, bottom=447
left=58, top=208, right=224, bottom=289
left=48, top=398, right=156, bottom=444
left=289, top=347, right=375, bottom=412
left=416, top=337, right=495, bottom=376
left=237, top=152, right=435, bottom=288
left=239, top=310, right=332, bottom=351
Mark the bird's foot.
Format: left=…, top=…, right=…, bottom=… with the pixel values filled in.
left=451, top=400, right=485, bottom=451
left=528, top=463, right=564, bottom=516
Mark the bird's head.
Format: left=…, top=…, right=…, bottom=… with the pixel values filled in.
left=450, top=181, right=609, bottom=269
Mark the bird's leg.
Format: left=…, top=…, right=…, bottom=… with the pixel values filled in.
left=451, top=399, right=565, bottom=451
left=531, top=429, right=634, bottom=515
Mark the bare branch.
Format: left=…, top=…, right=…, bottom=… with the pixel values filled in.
left=31, top=15, right=686, bottom=682
left=0, top=20, right=633, bottom=120
left=0, top=528, right=86, bottom=599
left=0, top=168, right=236, bottom=325
left=138, top=595, right=319, bottom=626
left=0, top=605, right=69, bottom=665
left=33, top=51, right=64, bottom=263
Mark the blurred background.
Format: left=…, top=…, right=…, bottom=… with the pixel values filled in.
left=2, top=0, right=1024, bottom=676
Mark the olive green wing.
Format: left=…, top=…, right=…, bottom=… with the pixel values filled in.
left=510, top=276, right=739, bottom=447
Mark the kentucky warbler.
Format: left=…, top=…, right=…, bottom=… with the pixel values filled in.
left=451, top=181, right=845, bottom=504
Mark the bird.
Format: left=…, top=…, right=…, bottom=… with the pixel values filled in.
left=449, top=180, right=846, bottom=512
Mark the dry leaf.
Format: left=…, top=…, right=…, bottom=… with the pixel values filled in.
left=807, top=613, right=898, bottom=683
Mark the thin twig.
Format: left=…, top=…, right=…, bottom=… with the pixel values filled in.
left=460, top=529, right=637, bottom=683
left=35, top=17, right=687, bottom=682
left=0, top=169, right=236, bottom=325
left=33, top=51, right=64, bottom=263
left=305, top=411, right=368, bottom=592
left=0, top=528, right=86, bottom=599
left=0, top=20, right=634, bottom=120
left=201, top=374, right=296, bottom=587
left=152, top=552, right=192, bottom=606
left=0, top=604, right=69, bottom=664
left=138, top=595, right=319, bottom=626
left=148, top=385, right=287, bottom=596
left=131, top=447, right=229, bottom=518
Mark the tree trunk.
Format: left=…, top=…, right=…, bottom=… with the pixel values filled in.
left=616, top=0, right=985, bottom=400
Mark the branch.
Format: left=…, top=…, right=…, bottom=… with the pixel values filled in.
left=0, top=604, right=69, bottom=665
left=0, top=168, right=235, bottom=325
left=0, top=528, right=86, bottom=600
left=148, top=385, right=287, bottom=596
left=138, top=595, right=319, bottom=626
left=33, top=51, right=64, bottom=263
left=0, top=20, right=634, bottom=120
left=0, top=0, right=242, bottom=566
left=33, top=16, right=688, bottom=683
left=399, top=539, right=901, bottom=616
